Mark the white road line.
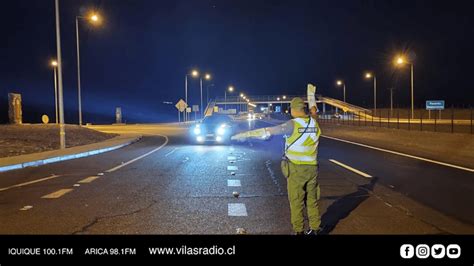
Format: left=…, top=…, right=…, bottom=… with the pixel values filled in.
left=228, top=203, right=248, bottom=216
left=78, top=176, right=100, bottom=184
left=227, top=179, right=241, bottom=187
left=19, top=205, right=33, bottom=211
left=106, top=135, right=169, bottom=173
left=227, top=156, right=237, bottom=161
left=164, top=148, right=178, bottom=157
left=322, top=135, right=474, bottom=173
left=0, top=174, right=61, bottom=192
left=227, top=166, right=238, bottom=171
left=41, top=189, right=74, bottom=199
left=329, top=159, right=373, bottom=178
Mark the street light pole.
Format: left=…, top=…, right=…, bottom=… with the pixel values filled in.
left=343, top=84, right=346, bottom=102
left=55, top=0, right=66, bottom=149
left=410, top=63, right=414, bottom=119
left=200, top=78, right=203, bottom=119
left=75, top=17, right=83, bottom=125
left=185, top=75, right=188, bottom=122
left=53, top=66, right=58, bottom=124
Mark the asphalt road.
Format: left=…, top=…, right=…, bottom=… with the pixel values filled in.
left=0, top=120, right=473, bottom=234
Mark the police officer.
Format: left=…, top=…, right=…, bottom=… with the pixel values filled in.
left=231, top=97, right=322, bottom=235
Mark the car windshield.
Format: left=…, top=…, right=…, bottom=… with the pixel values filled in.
left=202, top=115, right=232, bottom=124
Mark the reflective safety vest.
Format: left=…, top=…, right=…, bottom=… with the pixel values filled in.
left=285, top=117, right=321, bottom=165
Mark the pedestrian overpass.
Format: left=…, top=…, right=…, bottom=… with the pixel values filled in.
left=204, top=95, right=373, bottom=118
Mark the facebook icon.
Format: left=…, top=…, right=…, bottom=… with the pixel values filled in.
left=400, top=244, right=415, bottom=259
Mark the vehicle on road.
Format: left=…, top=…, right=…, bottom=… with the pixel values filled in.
left=190, top=115, right=235, bottom=144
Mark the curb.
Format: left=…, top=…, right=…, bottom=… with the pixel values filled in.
left=0, top=136, right=142, bottom=173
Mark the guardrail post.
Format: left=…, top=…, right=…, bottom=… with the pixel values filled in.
left=408, top=110, right=411, bottom=131
left=471, top=107, right=473, bottom=134
left=365, top=110, right=367, bottom=126
left=387, top=109, right=390, bottom=128
left=397, top=109, right=400, bottom=129
left=358, top=111, right=361, bottom=126
left=451, top=106, right=454, bottom=133
left=420, top=109, right=423, bottom=131
left=379, top=110, right=382, bottom=128
left=372, top=110, right=374, bottom=127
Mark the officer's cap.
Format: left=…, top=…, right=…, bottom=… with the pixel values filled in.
left=290, top=97, right=305, bottom=110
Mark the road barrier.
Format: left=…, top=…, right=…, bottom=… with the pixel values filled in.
left=318, top=107, right=473, bottom=134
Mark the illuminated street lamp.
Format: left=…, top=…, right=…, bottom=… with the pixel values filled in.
left=225, top=86, right=234, bottom=110
left=394, top=54, right=415, bottom=119
left=51, top=60, right=59, bottom=124
left=364, top=72, right=377, bottom=113
left=336, top=80, right=346, bottom=102
left=76, top=11, right=102, bottom=125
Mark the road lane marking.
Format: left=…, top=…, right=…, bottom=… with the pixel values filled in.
left=228, top=203, right=248, bottom=216
left=78, top=176, right=100, bottom=184
left=227, top=166, right=238, bottom=171
left=227, top=156, right=237, bottom=161
left=19, top=206, right=33, bottom=211
left=0, top=174, right=61, bottom=192
left=41, top=189, right=73, bottom=199
left=329, top=159, right=373, bottom=178
left=106, top=135, right=169, bottom=173
left=165, top=148, right=178, bottom=157
left=322, top=135, right=474, bottom=173
left=227, top=180, right=241, bottom=187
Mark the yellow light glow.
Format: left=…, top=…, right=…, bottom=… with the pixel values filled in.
left=282, top=95, right=286, bottom=99
left=395, top=56, right=405, bottom=65
left=191, top=70, right=199, bottom=77
left=336, top=80, right=343, bottom=86
left=365, top=73, right=372, bottom=79
left=51, top=60, right=58, bottom=67
left=277, top=97, right=280, bottom=101
left=205, top=73, right=211, bottom=80
left=240, top=93, right=244, bottom=97
left=228, top=86, right=234, bottom=92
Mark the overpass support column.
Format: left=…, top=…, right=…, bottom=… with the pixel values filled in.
left=322, top=103, right=326, bottom=114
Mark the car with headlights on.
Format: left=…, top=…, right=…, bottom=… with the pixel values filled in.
left=190, top=115, right=235, bottom=144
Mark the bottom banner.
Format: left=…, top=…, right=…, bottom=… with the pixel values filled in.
left=0, top=235, right=472, bottom=265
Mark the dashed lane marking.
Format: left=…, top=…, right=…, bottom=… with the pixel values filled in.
left=78, top=176, right=100, bottom=184
left=329, top=159, right=373, bottom=179
left=228, top=203, right=248, bottom=216
left=41, top=189, right=74, bottom=199
left=165, top=148, right=178, bottom=157
left=106, top=135, right=169, bottom=173
left=19, top=206, right=33, bottom=211
left=227, top=156, right=237, bottom=161
left=0, top=174, right=61, bottom=192
left=227, top=166, right=238, bottom=171
left=227, top=179, right=241, bottom=187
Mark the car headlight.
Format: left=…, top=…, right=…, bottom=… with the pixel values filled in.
left=217, top=124, right=226, bottom=135
left=193, top=126, right=201, bottom=135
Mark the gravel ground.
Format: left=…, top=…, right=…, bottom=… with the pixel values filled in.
left=0, top=124, right=118, bottom=158
left=320, top=123, right=474, bottom=169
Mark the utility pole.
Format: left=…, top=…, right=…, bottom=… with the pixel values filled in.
left=55, top=0, right=66, bottom=149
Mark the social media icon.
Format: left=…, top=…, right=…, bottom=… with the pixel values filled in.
left=416, top=244, right=430, bottom=259
left=400, top=244, right=414, bottom=259
left=446, top=244, right=461, bottom=259
left=431, top=244, right=445, bottom=259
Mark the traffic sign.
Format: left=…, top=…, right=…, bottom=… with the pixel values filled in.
left=175, top=99, right=187, bottom=112
left=426, top=100, right=445, bottom=110
left=192, top=105, right=199, bottom=112
left=186, top=107, right=192, bottom=113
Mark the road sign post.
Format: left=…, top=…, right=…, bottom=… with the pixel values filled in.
left=175, top=99, right=187, bottom=123
left=426, top=100, right=445, bottom=120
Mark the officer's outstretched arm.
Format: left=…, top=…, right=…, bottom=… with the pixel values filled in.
left=231, top=121, right=293, bottom=141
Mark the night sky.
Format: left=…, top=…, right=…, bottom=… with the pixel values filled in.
left=1, top=0, right=473, bottom=124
